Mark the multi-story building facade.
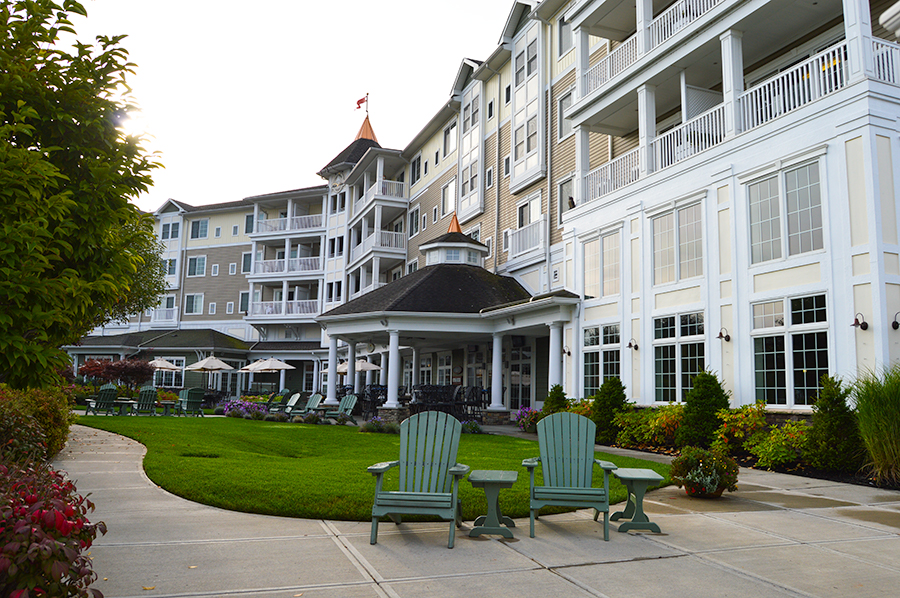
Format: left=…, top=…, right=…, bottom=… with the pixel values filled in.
left=72, top=0, right=900, bottom=417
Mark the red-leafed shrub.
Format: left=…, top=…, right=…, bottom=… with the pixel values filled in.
left=77, top=360, right=113, bottom=383
left=78, top=359, right=154, bottom=392
left=0, top=462, right=107, bottom=597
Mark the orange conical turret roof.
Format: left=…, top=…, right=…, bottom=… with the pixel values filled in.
left=355, top=115, right=378, bottom=143
left=447, top=213, right=462, bottom=233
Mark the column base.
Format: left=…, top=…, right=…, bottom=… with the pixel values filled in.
left=376, top=406, right=410, bottom=424
left=483, top=410, right=512, bottom=426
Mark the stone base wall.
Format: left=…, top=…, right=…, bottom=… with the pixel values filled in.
left=483, top=410, right=512, bottom=426
left=376, top=406, right=410, bottom=424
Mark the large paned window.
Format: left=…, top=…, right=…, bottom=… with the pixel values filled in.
left=558, top=178, right=574, bottom=224
left=190, top=219, right=208, bottom=239
left=653, top=204, right=702, bottom=285
left=155, top=357, right=184, bottom=388
left=437, top=352, right=452, bottom=386
left=410, top=155, right=422, bottom=185
left=558, top=15, right=573, bottom=56
left=441, top=178, right=456, bottom=217
left=511, top=24, right=542, bottom=184
left=184, top=294, right=203, bottom=315
left=653, top=312, right=705, bottom=401
left=558, top=90, right=573, bottom=139
left=583, top=324, right=621, bottom=396
left=584, top=231, right=621, bottom=300
left=408, top=206, right=420, bottom=238
left=419, top=356, right=433, bottom=385
left=443, top=121, right=457, bottom=157
left=749, top=162, right=823, bottom=264
left=752, top=294, right=828, bottom=406
left=187, top=256, right=206, bottom=277
left=508, top=344, right=532, bottom=411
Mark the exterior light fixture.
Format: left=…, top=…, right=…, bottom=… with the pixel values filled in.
left=717, top=327, right=731, bottom=342
left=563, top=345, right=571, bottom=357
left=626, top=338, right=639, bottom=350
left=893, top=312, right=900, bottom=330
left=851, top=312, right=868, bottom=331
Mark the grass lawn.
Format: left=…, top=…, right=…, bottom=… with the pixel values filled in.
left=75, top=416, right=671, bottom=521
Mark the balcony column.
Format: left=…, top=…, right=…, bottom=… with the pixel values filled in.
left=842, top=0, right=875, bottom=81
left=637, top=83, right=656, bottom=176
left=326, top=335, right=339, bottom=405
left=376, top=157, right=385, bottom=186
left=574, top=125, right=590, bottom=205
left=372, top=257, right=381, bottom=289
left=720, top=30, right=744, bottom=138
left=489, top=332, right=505, bottom=411
left=348, top=342, right=358, bottom=393
left=284, top=238, right=291, bottom=268
left=548, top=322, right=564, bottom=388
left=253, top=203, right=259, bottom=228
left=281, top=280, right=288, bottom=314
left=362, top=218, right=369, bottom=243
left=363, top=171, right=371, bottom=195
left=411, top=346, right=420, bottom=387
left=374, top=205, right=383, bottom=238
left=636, top=0, right=652, bottom=54
left=385, top=330, right=401, bottom=408
left=575, top=26, right=591, bottom=98
left=247, top=282, right=255, bottom=316
left=251, top=241, right=258, bottom=273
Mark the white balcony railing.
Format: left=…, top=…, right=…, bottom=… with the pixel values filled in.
left=255, top=213, right=323, bottom=234
left=649, top=0, right=724, bottom=48
left=250, top=300, right=319, bottom=317
left=873, top=37, right=900, bottom=85
left=152, top=307, right=177, bottom=322
left=740, top=42, right=849, bottom=132
left=253, top=257, right=322, bottom=275
left=354, top=179, right=407, bottom=215
left=350, top=281, right=387, bottom=301
left=584, top=148, right=641, bottom=204
left=584, top=36, right=639, bottom=95
left=349, top=230, right=407, bottom=263
left=285, top=300, right=319, bottom=315
left=250, top=301, right=283, bottom=316
left=510, top=215, right=545, bottom=257
left=652, top=103, right=725, bottom=171
left=254, top=259, right=285, bottom=274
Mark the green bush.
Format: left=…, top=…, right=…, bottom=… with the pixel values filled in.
left=0, top=408, right=47, bottom=464
left=647, top=403, right=683, bottom=447
left=711, top=401, right=768, bottom=456
left=747, top=420, right=809, bottom=470
left=514, top=407, right=544, bottom=432
left=804, top=375, right=864, bottom=472
left=0, top=385, right=74, bottom=458
left=590, top=377, right=628, bottom=444
left=670, top=446, right=738, bottom=495
left=541, top=384, right=568, bottom=415
left=854, top=366, right=900, bottom=485
left=676, top=371, right=730, bottom=448
left=613, top=408, right=653, bottom=448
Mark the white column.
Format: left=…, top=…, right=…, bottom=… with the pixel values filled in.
left=286, top=197, right=293, bottom=225
left=366, top=354, right=374, bottom=386
left=548, top=322, right=563, bottom=388
left=489, top=333, right=505, bottom=411
left=575, top=26, right=591, bottom=98
left=247, top=282, right=255, bottom=316
left=637, top=84, right=656, bottom=176
left=372, top=257, right=381, bottom=289
left=326, top=336, right=339, bottom=404
left=284, top=238, right=291, bottom=266
left=348, top=342, right=359, bottom=393
left=842, top=0, right=875, bottom=81
left=312, top=360, right=319, bottom=393
left=374, top=205, right=383, bottom=236
left=281, top=280, right=288, bottom=314
left=380, top=350, right=389, bottom=387
left=574, top=125, right=591, bottom=206
left=279, top=368, right=287, bottom=390
left=720, top=30, right=744, bottom=138
left=376, top=156, right=385, bottom=186
left=636, top=0, right=653, bottom=54
left=411, top=346, right=420, bottom=387
left=385, top=330, right=401, bottom=408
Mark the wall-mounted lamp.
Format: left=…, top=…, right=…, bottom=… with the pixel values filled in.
left=626, top=338, right=639, bottom=350
left=507, top=316, right=516, bottom=325
left=893, top=312, right=900, bottom=330
left=851, top=312, right=869, bottom=331
left=717, top=327, right=731, bottom=342
left=380, top=319, right=388, bottom=327
left=563, top=345, right=572, bottom=357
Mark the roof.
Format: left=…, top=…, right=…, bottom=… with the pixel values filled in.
left=420, top=231, right=487, bottom=249
left=319, top=263, right=530, bottom=318
left=154, top=198, right=253, bottom=216
left=250, top=341, right=323, bottom=352
left=66, top=329, right=251, bottom=353
left=355, top=115, right=379, bottom=143
left=318, top=116, right=383, bottom=177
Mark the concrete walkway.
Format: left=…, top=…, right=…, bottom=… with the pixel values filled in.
left=52, top=424, right=900, bottom=598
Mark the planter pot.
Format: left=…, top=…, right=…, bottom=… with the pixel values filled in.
left=683, top=482, right=726, bottom=498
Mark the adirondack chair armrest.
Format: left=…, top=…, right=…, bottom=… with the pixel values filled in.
left=522, top=457, right=540, bottom=469
left=594, top=459, right=617, bottom=471
left=448, top=463, right=470, bottom=478
left=368, top=461, right=400, bottom=475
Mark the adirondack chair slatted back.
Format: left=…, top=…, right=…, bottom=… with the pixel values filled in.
left=537, top=412, right=597, bottom=488
left=137, top=387, right=157, bottom=409
left=305, top=393, right=322, bottom=412
left=339, top=394, right=357, bottom=414
left=284, top=393, right=301, bottom=410
left=97, top=384, right=117, bottom=402
left=399, top=412, right=462, bottom=494
left=187, top=388, right=205, bottom=402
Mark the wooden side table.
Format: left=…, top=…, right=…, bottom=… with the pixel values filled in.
left=610, top=468, right=664, bottom=533
left=468, top=470, right=517, bottom=538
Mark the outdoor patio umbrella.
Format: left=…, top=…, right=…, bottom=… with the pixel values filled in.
left=147, top=358, right=180, bottom=371
left=184, top=356, right=234, bottom=372
left=353, top=359, right=381, bottom=371
left=238, top=359, right=266, bottom=373
left=250, top=358, right=295, bottom=373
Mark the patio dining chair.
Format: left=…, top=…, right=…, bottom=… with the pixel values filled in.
left=133, top=386, right=158, bottom=415
left=86, top=383, right=117, bottom=416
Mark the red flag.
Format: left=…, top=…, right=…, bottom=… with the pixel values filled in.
left=356, top=96, right=366, bottom=110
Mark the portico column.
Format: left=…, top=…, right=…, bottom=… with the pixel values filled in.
left=385, top=330, right=401, bottom=408
left=326, top=335, right=338, bottom=405
left=489, top=333, right=505, bottom=411
left=636, top=0, right=653, bottom=54
left=348, top=342, right=358, bottom=393
left=575, top=26, right=591, bottom=98
left=380, top=350, right=389, bottom=386
left=281, top=280, right=288, bottom=314
left=365, top=355, right=374, bottom=386
left=637, top=83, right=656, bottom=176
left=548, top=322, right=563, bottom=388
left=720, top=30, right=744, bottom=138
left=279, top=368, right=287, bottom=390
left=411, top=346, right=420, bottom=387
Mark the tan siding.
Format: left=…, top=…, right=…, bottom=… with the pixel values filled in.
left=612, top=131, right=639, bottom=158
left=181, top=245, right=250, bottom=322
left=872, top=0, right=893, bottom=40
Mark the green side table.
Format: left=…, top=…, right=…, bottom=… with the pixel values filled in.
left=611, top=468, right=664, bottom=533
left=468, top=470, right=517, bottom=538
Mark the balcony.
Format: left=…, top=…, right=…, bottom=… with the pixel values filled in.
left=349, top=281, right=387, bottom=301
left=509, top=216, right=546, bottom=258
left=151, top=307, right=177, bottom=323
left=252, top=257, right=323, bottom=276
left=349, top=230, right=407, bottom=263
left=254, top=214, right=324, bottom=234
left=249, top=300, right=319, bottom=317
left=353, top=179, right=406, bottom=216
left=652, top=103, right=725, bottom=170
left=873, top=38, right=900, bottom=85
left=584, top=147, right=641, bottom=204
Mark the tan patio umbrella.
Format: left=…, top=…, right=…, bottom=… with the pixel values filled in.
left=239, top=359, right=266, bottom=372
left=147, top=358, right=180, bottom=371
left=184, top=356, right=234, bottom=372
left=353, top=359, right=382, bottom=372
left=250, top=358, right=295, bottom=373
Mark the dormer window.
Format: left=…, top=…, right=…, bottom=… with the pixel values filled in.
left=446, top=249, right=460, bottom=262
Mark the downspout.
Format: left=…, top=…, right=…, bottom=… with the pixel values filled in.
left=477, top=63, right=503, bottom=275
left=178, top=212, right=188, bottom=329
left=535, top=13, right=553, bottom=293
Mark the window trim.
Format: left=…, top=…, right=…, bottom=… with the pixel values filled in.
left=208, top=302, right=216, bottom=315
left=226, top=301, right=234, bottom=315
left=184, top=293, right=204, bottom=315
left=190, top=219, right=208, bottom=240
left=651, top=202, right=703, bottom=286
left=408, top=205, right=420, bottom=239
left=410, top=153, right=422, bottom=186
left=211, top=263, right=219, bottom=277
left=229, top=262, right=237, bottom=275
left=652, top=311, right=706, bottom=402
left=503, top=155, right=511, bottom=177
left=442, top=120, right=458, bottom=158
left=186, top=255, right=207, bottom=277
left=441, top=177, right=456, bottom=218
left=239, top=291, right=250, bottom=314
left=583, top=323, right=622, bottom=396
left=241, top=252, right=252, bottom=274
left=583, top=227, right=622, bottom=300
left=558, top=14, right=574, bottom=58
left=485, top=166, right=494, bottom=190
left=557, top=87, right=575, bottom=142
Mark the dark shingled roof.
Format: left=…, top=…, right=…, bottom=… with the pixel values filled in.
left=320, top=264, right=530, bottom=317
left=70, top=330, right=173, bottom=348
left=318, top=138, right=381, bottom=177
left=420, top=231, right=487, bottom=248
left=68, top=329, right=250, bottom=352
left=250, top=341, right=323, bottom=352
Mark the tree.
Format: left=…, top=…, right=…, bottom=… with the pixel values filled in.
left=676, top=371, right=731, bottom=448
left=0, top=0, right=165, bottom=389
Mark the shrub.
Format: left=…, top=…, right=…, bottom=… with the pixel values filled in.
left=359, top=416, right=400, bottom=434
left=590, top=377, right=628, bottom=444
left=670, top=446, right=738, bottom=495
left=613, top=408, right=654, bottom=448
left=676, top=371, right=730, bottom=448
left=711, top=401, right=768, bottom=456
left=647, top=403, right=684, bottom=447
left=333, top=413, right=353, bottom=426
left=853, top=366, right=900, bottom=485
left=0, top=462, right=107, bottom=598
left=804, top=375, right=864, bottom=472
left=302, top=413, right=322, bottom=425
left=0, top=409, right=47, bottom=464
left=222, top=399, right=267, bottom=419
left=157, top=390, right=179, bottom=403
left=0, top=385, right=74, bottom=458
left=213, top=406, right=226, bottom=416
left=747, top=420, right=809, bottom=470
left=514, top=406, right=544, bottom=433
left=566, top=399, right=593, bottom=418
left=460, top=420, right=482, bottom=434
left=541, top=384, right=568, bottom=415
left=272, top=412, right=289, bottom=423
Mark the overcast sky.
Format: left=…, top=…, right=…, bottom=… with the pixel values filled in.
left=75, top=0, right=515, bottom=212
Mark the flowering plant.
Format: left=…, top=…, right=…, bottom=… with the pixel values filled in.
left=460, top=420, right=482, bottom=434
left=156, top=390, right=179, bottom=403
left=514, top=406, right=544, bottom=433
left=670, top=446, right=738, bottom=496
left=222, top=399, right=268, bottom=419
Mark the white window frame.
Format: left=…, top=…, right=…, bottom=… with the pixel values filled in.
left=487, top=99, right=494, bottom=120
left=239, top=291, right=250, bottom=314
left=154, top=356, right=184, bottom=388
left=166, top=258, right=177, bottom=276
left=187, top=255, right=206, bottom=277
left=232, top=224, right=239, bottom=236
left=229, top=262, right=237, bottom=275
left=241, top=252, right=252, bottom=274
left=211, top=263, right=219, bottom=276
left=433, top=206, right=438, bottom=224
left=410, top=153, right=422, bottom=185
left=214, top=226, right=221, bottom=238
left=503, top=155, right=511, bottom=177
left=208, top=302, right=216, bottom=315
left=652, top=311, right=705, bottom=402
left=226, top=301, right=234, bottom=314
left=583, top=324, right=621, bottom=397
left=184, top=293, right=204, bottom=315
left=161, top=223, right=171, bottom=240
left=407, top=259, right=419, bottom=274
left=244, top=214, right=254, bottom=234
left=408, top=205, right=420, bottom=238
left=190, top=219, right=208, bottom=239
left=583, top=229, right=621, bottom=300
left=441, top=178, right=456, bottom=217
left=443, top=120, right=458, bottom=157
left=558, top=88, right=574, bottom=141
left=558, top=14, right=573, bottom=58
left=485, top=166, right=494, bottom=190
left=652, top=203, right=703, bottom=286
left=557, top=175, right=575, bottom=225
left=436, top=352, right=452, bottom=385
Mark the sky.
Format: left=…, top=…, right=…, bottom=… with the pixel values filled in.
left=74, top=0, right=516, bottom=212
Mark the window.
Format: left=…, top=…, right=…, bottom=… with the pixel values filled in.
left=558, top=90, right=573, bottom=139
left=504, top=85, right=511, bottom=105
left=422, top=213, right=427, bottom=231
left=558, top=15, right=573, bottom=57
left=443, top=121, right=457, bottom=157
left=226, top=301, right=234, bottom=314
left=584, top=230, right=621, bottom=299
left=441, top=178, right=456, bottom=216
left=526, top=116, right=538, bottom=153
left=517, top=194, right=541, bottom=229
left=187, top=256, right=206, bottom=277
left=154, top=357, right=184, bottom=388
left=749, top=162, right=823, bottom=264
left=446, top=249, right=460, bottom=262
left=527, top=39, right=537, bottom=77
left=410, top=155, right=422, bottom=185
left=487, top=100, right=494, bottom=120
left=211, top=264, right=219, bottom=276
left=229, top=263, right=237, bottom=275
left=752, top=294, right=828, bottom=406
left=334, top=281, right=342, bottom=301
left=244, top=214, right=254, bottom=234
left=170, top=222, right=179, bottom=239
left=420, top=356, right=433, bottom=385
left=437, top=352, right=452, bottom=386
left=165, top=259, right=177, bottom=276
left=239, top=291, right=250, bottom=314
left=584, top=324, right=621, bottom=396
left=241, top=252, right=252, bottom=274
left=184, top=294, right=203, bottom=315
left=435, top=150, right=440, bottom=166
left=208, top=302, right=216, bottom=315
left=653, top=312, right=705, bottom=401
left=190, top=219, right=208, bottom=239
left=232, top=224, right=239, bottom=236
left=558, top=178, right=574, bottom=223
left=331, top=192, right=346, bottom=214
left=424, top=160, right=428, bottom=176
left=485, top=167, right=494, bottom=190
left=503, top=229, right=510, bottom=252
left=161, top=223, right=171, bottom=239
left=504, top=155, right=510, bottom=177
left=409, top=206, right=420, bottom=237
left=408, top=260, right=418, bottom=274
left=433, top=206, right=438, bottom=223
left=653, top=204, right=702, bottom=285
left=214, top=226, right=221, bottom=238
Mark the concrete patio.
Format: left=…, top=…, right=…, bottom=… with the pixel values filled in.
left=52, top=424, right=900, bottom=598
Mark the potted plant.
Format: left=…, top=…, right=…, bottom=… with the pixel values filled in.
left=670, top=446, right=738, bottom=497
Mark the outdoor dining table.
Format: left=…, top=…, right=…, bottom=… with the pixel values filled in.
left=610, top=468, right=664, bottom=533
left=114, top=399, right=136, bottom=416
left=468, top=470, right=518, bottom=538
left=158, top=401, right=177, bottom=416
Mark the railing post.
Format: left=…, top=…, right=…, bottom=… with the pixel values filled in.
left=637, top=0, right=652, bottom=53
left=720, top=29, right=744, bottom=138
left=842, top=0, right=875, bottom=82
left=576, top=26, right=591, bottom=98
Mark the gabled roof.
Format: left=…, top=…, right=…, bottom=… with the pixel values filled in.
left=451, top=58, right=484, bottom=96
left=318, top=116, right=383, bottom=178
left=153, top=198, right=253, bottom=216
left=319, top=263, right=530, bottom=318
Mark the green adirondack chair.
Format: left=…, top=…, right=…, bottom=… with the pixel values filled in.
left=523, top=412, right=618, bottom=540
left=285, top=393, right=321, bottom=418
left=87, top=384, right=117, bottom=416
left=369, top=411, right=470, bottom=548
left=133, top=386, right=158, bottom=415
left=324, top=394, right=357, bottom=424
left=176, top=388, right=205, bottom=416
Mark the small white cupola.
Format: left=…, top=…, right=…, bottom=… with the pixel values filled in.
left=419, top=213, right=489, bottom=267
